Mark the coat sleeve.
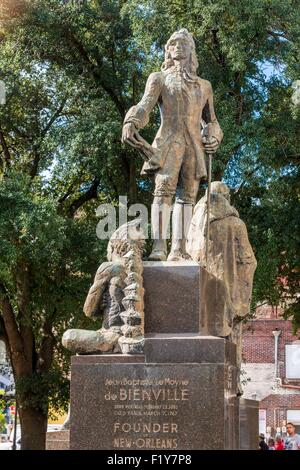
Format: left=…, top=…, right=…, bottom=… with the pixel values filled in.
left=123, top=72, right=163, bottom=129
left=202, top=81, right=224, bottom=144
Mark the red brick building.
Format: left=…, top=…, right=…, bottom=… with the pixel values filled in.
left=242, top=305, right=300, bottom=436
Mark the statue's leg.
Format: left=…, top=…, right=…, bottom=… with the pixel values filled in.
left=148, top=195, right=172, bottom=261
left=168, top=146, right=199, bottom=261
left=168, top=202, right=193, bottom=261
left=149, top=142, right=184, bottom=261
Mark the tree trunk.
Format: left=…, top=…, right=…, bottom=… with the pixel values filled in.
left=19, top=406, right=48, bottom=450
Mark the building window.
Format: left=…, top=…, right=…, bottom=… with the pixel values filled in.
left=285, top=344, right=300, bottom=379
left=259, top=409, right=266, bottom=435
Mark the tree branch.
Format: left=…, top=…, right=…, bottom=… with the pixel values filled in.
left=0, top=281, right=29, bottom=375
left=235, top=91, right=244, bottom=126
left=210, top=28, right=226, bottom=68
left=64, top=28, right=126, bottom=118
left=267, top=29, right=290, bottom=42
left=29, top=97, right=68, bottom=179
left=68, top=176, right=100, bottom=217
left=0, top=130, right=11, bottom=166
left=41, top=96, right=68, bottom=137
left=234, top=165, right=261, bottom=194
left=58, top=181, right=77, bottom=205
left=29, top=146, right=40, bottom=179
left=37, top=321, right=54, bottom=373
left=15, top=265, right=34, bottom=368
left=57, top=169, right=85, bottom=205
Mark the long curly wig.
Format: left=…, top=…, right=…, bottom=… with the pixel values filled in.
left=161, top=28, right=199, bottom=76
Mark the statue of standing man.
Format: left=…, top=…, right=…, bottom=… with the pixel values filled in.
left=122, top=28, right=223, bottom=261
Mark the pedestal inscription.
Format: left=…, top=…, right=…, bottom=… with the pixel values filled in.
left=70, top=356, right=236, bottom=450
left=104, top=374, right=189, bottom=450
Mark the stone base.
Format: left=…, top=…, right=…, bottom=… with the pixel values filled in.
left=70, top=337, right=239, bottom=450
left=46, top=430, right=70, bottom=450
left=144, top=333, right=236, bottom=363
left=143, top=261, right=201, bottom=333
left=143, top=261, right=229, bottom=337
left=239, top=398, right=259, bottom=450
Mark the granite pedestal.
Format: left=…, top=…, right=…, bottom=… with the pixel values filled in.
left=239, top=398, right=259, bottom=450
left=143, top=261, right=202, bottom=333
left=46, top=430, right=70, bottom=450
left=143, top=261, right=228, bottom=336
left=70, top=262, right=240, bottom=450
left=70, top=339, right=239, bottom=449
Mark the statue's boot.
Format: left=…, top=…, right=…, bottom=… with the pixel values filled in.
left=148, top=196, right=171, bottom=261
left=168, top=202, right=193, bottom=261
left=148, top=240, right=167, bottom=261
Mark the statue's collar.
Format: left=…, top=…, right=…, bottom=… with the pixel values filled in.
left=165, top=65, right=198, bottom=84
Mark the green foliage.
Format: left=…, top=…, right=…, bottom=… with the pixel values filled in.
left=0, top=397, right=14, bottom=411
left=0, top=0, right=299, bottom=445
left=252, top=229, right=282, bottom=307
left=16, top=369, right=69, bottom=418
left=0, top=413, right=5, bottom=433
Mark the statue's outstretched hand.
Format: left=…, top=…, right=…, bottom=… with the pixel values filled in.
left=202, top=135, right=219, bottom=154
left=122, top=122, right=145, bottom=150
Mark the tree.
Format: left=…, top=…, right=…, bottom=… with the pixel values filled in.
left=0, top=0, right=300, bottom=449
left=0, top=1, right=109, bottom=449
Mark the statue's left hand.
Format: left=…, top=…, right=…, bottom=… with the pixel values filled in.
left=202, top=136, right=219, bottom=154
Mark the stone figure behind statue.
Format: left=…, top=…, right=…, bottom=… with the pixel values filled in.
left=187, top=181, right=257, bottom=392
left=62, top=219, right=145, bottom=355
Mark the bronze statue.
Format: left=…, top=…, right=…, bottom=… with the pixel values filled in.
left=122, top=28, right=223, bottom=261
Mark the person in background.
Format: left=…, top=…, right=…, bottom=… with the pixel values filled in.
left=3, top=404, right=12, bottom=441
left=268, top=437, right=275, bottom=450
left=275, top=435, right=285, bottom=450
left=284, top=423, right=300, bottom=450
left=259, top=433, right=269, bottom=450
